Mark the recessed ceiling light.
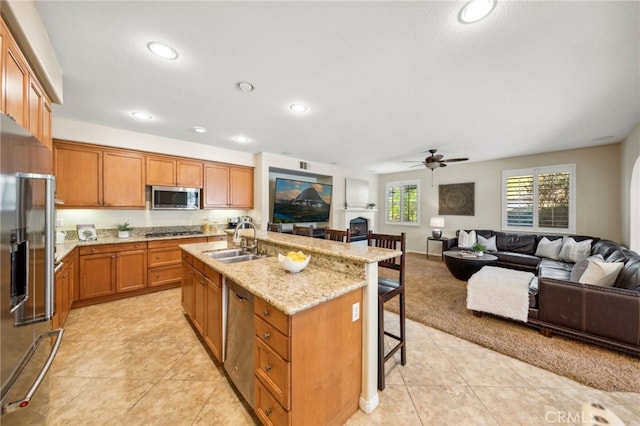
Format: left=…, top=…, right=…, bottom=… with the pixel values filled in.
left=458, top=0, right=497, bottom=24
left=193, top=126, right=208, bottom=133
left=131, top=112, right=152, bottom=120
left=236, top=81, right=254, bottom=92
left=234, top=135, right=251, bottom=143
left=290, top=104, right=308, bottom=113
left=147, top=41, right=179, bottom=60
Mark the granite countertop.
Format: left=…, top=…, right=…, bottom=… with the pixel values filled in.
left=180, top=233, right=401, bottom=315
left=54, top=231, right=227, bottom=262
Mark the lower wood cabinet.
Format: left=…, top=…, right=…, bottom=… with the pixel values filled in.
left=181, top=250, right=223, bottom=362
left=253, top=289, right=363, bottom=426
left=52, top=252, right=75, bottom=329
left=78, top=242, right=147, bottom=301
left=149, top=237, right=206, bottom=287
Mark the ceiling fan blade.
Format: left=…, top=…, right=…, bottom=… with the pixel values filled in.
left=442, top=157, right=469, bottom=163
left=440, top=163, right=448, bottom=167
left=402, top=160, right=424, bottom=163
left=409, top=163, right=425, bottom=168
left=432, top=154, right=444, bottom=161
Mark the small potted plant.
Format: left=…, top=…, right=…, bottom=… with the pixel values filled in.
left=471, top=242, right=487, bottom=256
left=367, top=202, right=376, bottom=209
left=116, top=221, right=133, bottom=238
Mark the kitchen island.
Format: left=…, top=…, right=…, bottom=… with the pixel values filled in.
left=180, top=231, right=401, bottom=424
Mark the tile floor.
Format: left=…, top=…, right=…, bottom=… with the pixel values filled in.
left=3, top=288, right=639, bottom=425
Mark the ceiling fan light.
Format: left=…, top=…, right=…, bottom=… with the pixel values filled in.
left=426, top=163, right=439, bottom=170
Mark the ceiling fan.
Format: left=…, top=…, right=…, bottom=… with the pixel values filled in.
left=405, top=149, right=469, bottom=170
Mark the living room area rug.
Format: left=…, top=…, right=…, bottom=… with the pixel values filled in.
left=382, top=253, right=640, bottom=392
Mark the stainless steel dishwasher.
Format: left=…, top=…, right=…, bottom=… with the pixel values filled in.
left=224, top=279, right=255, bottom=407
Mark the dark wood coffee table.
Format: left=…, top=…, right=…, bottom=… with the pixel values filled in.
left=443, top=251, right=498, bottom=281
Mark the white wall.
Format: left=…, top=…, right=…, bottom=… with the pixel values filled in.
left=620, top=124, right=640, bottom=249
left=376, top=144, right=623, bottom=254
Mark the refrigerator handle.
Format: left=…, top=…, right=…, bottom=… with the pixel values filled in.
left=1, top=328, right=64, bottom=414
left=43, top=174, right=55, bottom=320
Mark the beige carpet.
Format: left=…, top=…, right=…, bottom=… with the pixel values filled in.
left=383, top=253, right=640, bottom=392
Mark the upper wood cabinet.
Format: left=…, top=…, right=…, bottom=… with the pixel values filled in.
left=203, top=163, right=253, bottom=209
left=2, top=21, right=29, bottom=128
left=1, top=17, right=53, bottom=148
left=146, top=155, right=203, bottom=188
left=54, top=140, right=145, bottom=208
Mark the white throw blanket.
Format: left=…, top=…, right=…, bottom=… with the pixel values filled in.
left=466, top=266, right=534, bottom=322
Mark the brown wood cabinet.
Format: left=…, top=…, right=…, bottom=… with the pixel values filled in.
left=253, top=290, right=363, bottom=426
left=149, top=237, right=206, bottom=288
left=54, top=141, right=145, bottom=208
left=78, top=242, right=147, bottom=301
left=181, top=250, right=223, bottom=362
left=203, top=163, right=254, bottom=209
left=1, top=17, right=53, bottom=148
left=52, top=255, right=74, bottom=329
left=146, top=155, right=203, bottom=188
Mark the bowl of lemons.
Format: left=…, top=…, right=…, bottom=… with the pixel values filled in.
left=278, top=251, right=311, bottom=273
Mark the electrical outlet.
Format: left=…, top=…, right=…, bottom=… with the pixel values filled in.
left=55, top=218, right=64, bottom=227
left=352, top=302, right=360, bottom=322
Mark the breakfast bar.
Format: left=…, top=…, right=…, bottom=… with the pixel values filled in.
left=180, top=230, right=401, bottom=423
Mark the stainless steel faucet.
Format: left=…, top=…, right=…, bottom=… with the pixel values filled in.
left=233, top=221, right=258, bottom=253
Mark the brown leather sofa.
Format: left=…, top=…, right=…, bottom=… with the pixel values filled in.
left=450, top=230, right=640, bottom=356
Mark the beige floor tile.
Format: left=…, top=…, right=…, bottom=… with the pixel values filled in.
left=503, top=356, right=583, bottom=390
left=472, top=386, right=565, bottom=425
left=162, top=342, right=226, bottom=382
left=441, top=346, right=529, bottom=387
left=44, top=377, right=157, bottom=426
left=193, top=380, right=258, bottom=425
left=121, top=379, right=216, bottom=425
left=408, top=385, right=499, bottom=425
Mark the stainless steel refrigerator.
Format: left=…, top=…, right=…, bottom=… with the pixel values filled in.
left=1, top=114, right=62, bottom=417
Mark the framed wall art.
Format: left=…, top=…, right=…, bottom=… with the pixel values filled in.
left=439, top=182, right=475, bottom=216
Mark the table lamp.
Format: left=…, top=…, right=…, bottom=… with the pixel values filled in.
left=430, top=217, right=445, bottom=239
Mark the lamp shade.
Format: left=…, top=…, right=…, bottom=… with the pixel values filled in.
left=430, top=217, right=445, bottom=228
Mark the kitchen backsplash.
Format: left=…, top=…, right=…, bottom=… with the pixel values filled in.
left=56, top=208, right=254, bottom=240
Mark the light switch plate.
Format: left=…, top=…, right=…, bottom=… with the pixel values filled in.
left=352, top=302, right=360, bottom=322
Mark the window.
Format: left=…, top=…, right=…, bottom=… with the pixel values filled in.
left=502, top=165, right=575, bottom=233
left=385, top=180, right=420, bottom=225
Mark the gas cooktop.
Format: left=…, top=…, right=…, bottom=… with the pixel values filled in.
left=144, top=230, right=205, bottom=238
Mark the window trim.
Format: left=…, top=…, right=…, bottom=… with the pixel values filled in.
left=502, top=164, right=576, bottom=234
left=384, top=179, right=421, bottom=226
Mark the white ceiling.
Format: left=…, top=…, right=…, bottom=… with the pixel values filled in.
left=35, top=1, right=640, bottom=174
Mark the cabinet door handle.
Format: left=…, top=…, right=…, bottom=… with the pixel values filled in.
left=265, top=408, right=272, bottom=416
left=199, top=280, right=205, bottom=285
left=156, top=256, right=160, bottom=260
left=264, top=364, right=272, bottom=372
left=263, top=332, right=270, bottom=340
left=263, top=310, right=270, bottom=317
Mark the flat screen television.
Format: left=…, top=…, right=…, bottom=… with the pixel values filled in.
left=273, top=178, right=332, bottom=223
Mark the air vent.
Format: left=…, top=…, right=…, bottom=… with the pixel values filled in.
left=299, top=161, right=310, bottom=170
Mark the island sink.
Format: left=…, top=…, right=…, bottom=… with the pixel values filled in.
left=204, top=248, right=267, bottom=264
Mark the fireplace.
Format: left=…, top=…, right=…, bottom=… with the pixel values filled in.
left=349, top=217, right=369, bottom=242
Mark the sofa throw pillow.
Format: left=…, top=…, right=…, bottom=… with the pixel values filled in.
left=458, top=230, right=476, bottom=248
left=570, top=254, right=604, bottom=282
left=559, top=238, right=593, bottom=263
left=477, top=235, right=497, bottom=252
left=579, top=259, right=624, bottom=287
left=535, top=237, right=563, bottom=260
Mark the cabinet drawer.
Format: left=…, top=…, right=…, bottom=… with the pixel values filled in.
left=148, top=246, right=181, bottom=267
left=80, top=242, right=146, bottom=255
left=182, top=252, right=193, bottom=265
left=255, top=298, right=289, bottom=336
left=208, top=235, right=226, bottom=242
left=204, top=266, right=221, bottom=286
left=255, top=338, right=290, bottom=410
left=148, top=264, right=182, bottom=287
left=255, top=316, right=290, bottom=361
left=255, top=380, right=290, bottom=426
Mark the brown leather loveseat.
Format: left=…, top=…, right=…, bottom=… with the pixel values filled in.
left=451, top=230, right=640, bottom=356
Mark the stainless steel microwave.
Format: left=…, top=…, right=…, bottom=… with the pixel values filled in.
left=151, top=185, right=200, bottom=210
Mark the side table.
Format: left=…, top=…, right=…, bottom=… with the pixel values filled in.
left=426, top=237, right=456, bottom=260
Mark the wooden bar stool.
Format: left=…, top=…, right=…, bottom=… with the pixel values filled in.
left=367, top=231, right=406, bottom=390
left=324, top=227, right=351, bottom=243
